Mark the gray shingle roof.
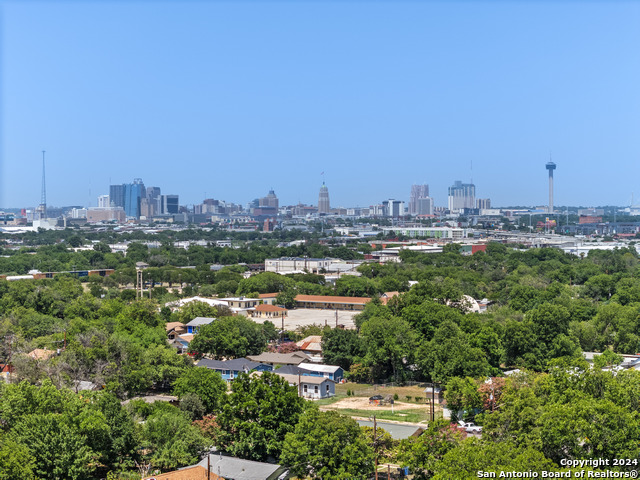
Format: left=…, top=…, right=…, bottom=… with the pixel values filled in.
left=197, top=454, right=282, bottom=480
left=273, top=364, right=302, bottom=375
left=198, top=358, right=268, bottom=372
left=186, top=316, right=216, bottom=327
left=356, top=420, right=424, bottom=440
left=246, top=352, right=310, bottom=365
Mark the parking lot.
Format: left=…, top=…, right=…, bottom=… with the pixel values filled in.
left=253, top=308, right=359, bottom=330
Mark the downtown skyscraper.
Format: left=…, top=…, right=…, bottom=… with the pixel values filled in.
left=409, top=184, right=429, bottom=215
left=318, top=182, right=330, bottom=214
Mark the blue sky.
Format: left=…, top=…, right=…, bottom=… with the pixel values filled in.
left=1, top=1, right=639, bottom=209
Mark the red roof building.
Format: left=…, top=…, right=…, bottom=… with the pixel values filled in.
left=294, top=295, right=371, bottom=311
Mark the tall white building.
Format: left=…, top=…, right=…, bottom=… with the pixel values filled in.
left=97, top=195, right=110, bottom=208
left=448, top=181, right=475, bottom=212
left=384, top=199, right=405, bottom=218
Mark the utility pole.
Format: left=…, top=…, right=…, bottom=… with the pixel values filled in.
left=428, top=382, right=438, bottom=422
left=281, top=312, right=285, bottom=344
left=6, top=335, right=12, bottom=383
left=373, top=415, right=379, bottom=480
left=335, top=309, right=338, bottom=328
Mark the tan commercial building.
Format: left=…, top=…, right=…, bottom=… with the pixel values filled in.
left=251, top=304, right=288, bottom=319
left=87, top=207, right=126, bottom=223
left=265, top=257, right=335, bottom=273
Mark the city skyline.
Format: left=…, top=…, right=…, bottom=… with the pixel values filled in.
left=2, top=2, right=639, bottom=208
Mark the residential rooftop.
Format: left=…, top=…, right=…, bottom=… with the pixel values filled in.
left=185, top=317, right=216, bottom=327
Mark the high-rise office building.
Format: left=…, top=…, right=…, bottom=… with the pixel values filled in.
left=409, top=184, right=429, bottom=215
left=447, top=181, right=475, bottom=212
left=318, top=183, right=330, bottom=214
left=417, top=196, right=434, bottom=215
left=124, top=179, right=145, bottom=218
left=160, top=194, right=179, bottom=214
left=109, top=185, right=125, bottom=208
left=97, top=195, right=110, bottom=208
left=109, top=179, right=146, bottom=218
left=476, top=198, right=491, bottom=210
left=259, top=189, right=279, bottom=209
left=384, top=199, right=405, bottom=218
left=144, top=186, right=161, bottom=217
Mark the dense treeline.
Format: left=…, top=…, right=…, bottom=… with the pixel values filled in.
left=0, top=237, right=364, bottom=275
left=317, top=243, right=640, bottom=384
left=2, top=235, right=640, bottom=478
left=0, top=226, right=316, bottom=247
left=2, top=242, right=640, bottom=384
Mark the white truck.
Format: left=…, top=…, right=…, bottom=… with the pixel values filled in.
left=458, top=421, right=483, bottom=434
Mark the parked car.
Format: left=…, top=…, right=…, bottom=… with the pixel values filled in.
left=458, top=420, right=483, bottom=434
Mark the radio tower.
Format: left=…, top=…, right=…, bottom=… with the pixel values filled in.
left=39, top=150, right=47, bottom=219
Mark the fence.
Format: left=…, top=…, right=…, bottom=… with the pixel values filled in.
left=347, top=381, right=428, bottom=397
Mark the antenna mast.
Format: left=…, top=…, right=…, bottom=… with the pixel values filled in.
left=40, top=150, right=47, bottom=218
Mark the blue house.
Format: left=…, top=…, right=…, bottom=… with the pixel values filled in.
left=185, top=316, right=215, bottom=335
left=197, top=357, right=273, bottom=381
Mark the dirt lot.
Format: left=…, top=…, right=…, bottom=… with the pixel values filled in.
left=327, top=397, right=426, bottom=411
left=337, top=384, right=431, bottom=400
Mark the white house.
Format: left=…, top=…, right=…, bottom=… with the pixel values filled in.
left=276, top=373, right=335, bottom=399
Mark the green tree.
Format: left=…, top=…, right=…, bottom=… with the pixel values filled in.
left=172, top=367, right=227, bottom=414
left=140, top=406, right=208, bottom=470
left=538, top=397, right=640, bottom=464
left=397, top=419, right=466, bottom=479
left=334, top=276, right=379, bottom=297
left=280, top=409, right=374, bottom=479
left=188, top=316, right=268, bottom=359
left=444, top=377, right=482, bottom=418
left=0, top=437, right=38, bottom=480
left=176, top=300, right=219, bottom=324
left=321, top=328, right=364, bottom=371
left=416, top=320, right=492, bottom=383
left=93, top=242, right=112, bottom=253
left=217, top=372, right=305, bottom=461
left=67, top=235, right=83, bottom=248
left=236, top=272, right=292, bottom=295
left=400, top=301, right=463, bottom=341
left=432, top=439, right=559, bottom=479
left=275, top=288, right=297, bottom=309
left=359, top=315, right=417, bottom=382
left=9, top=413, right=95, bottom=480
